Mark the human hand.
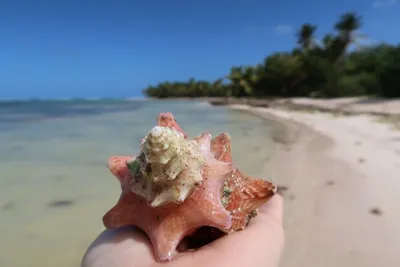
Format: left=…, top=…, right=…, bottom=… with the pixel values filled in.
left=81, top=194, right=284, bottom=267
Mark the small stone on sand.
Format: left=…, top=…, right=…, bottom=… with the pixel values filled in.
left=1, top=201, right=16, bottom=211
left=369, top=207, right=383, bottom=216
left=326, top=180, right=335, bottom=186
left=48, top=200, right=74, bottom=208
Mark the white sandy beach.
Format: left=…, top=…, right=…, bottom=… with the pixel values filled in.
left=230, top=103, right=400, bottom=267
left=275, top=97, right=400, bottom=115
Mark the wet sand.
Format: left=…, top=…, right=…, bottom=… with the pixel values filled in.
left=231, top=105, right=400, bottom=267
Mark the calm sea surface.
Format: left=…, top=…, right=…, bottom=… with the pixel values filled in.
left=0, top=99, right=280, bottom=267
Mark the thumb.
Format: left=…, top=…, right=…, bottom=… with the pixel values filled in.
left=193, top=195, right=285, bottom=267
left=253, top=193, right=284, bottom=229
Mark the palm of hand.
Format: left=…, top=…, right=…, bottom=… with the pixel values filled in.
left=81, top=195, right=284, bottom=267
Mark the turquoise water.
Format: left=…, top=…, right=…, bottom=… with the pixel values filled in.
left=0, top=99, right=278, bottom=267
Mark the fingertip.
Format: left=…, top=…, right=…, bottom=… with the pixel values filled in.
left=81, top=227, right=155, bottom=267
left=245, top=194, right=285, bottom=248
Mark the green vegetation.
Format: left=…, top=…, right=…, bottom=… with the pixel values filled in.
left=143, top=12, right=400, bottom=99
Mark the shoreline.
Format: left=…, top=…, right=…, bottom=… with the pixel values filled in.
left=231, top=104, right=400, bottom=267
left=148, top=96, right=400, bottom=117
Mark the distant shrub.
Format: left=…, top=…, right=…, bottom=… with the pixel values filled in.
left=379, top=47, right=400, bottom=98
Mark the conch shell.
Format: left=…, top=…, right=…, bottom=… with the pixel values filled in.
left=127, top=125, right=206, bottom=207
left=103, top=112, right=277, bottom=262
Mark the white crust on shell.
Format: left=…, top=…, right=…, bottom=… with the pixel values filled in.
left=127, top=126, right=207, bottom=207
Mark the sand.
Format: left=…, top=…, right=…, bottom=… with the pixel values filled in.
left=277, top=97, right=400, bottom=115
left=230, top=104, right=400, bottom=267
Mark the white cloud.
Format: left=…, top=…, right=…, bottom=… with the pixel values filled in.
left=373, top=0, right=398, bottom=8
left=273, top=24, right=293, bottom=35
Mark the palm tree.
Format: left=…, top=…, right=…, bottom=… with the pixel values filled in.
left=210, top=78, right=222, bottom=95
left=242, top=66, right=258, bottom=95
left=297, top=24, right=317, bottom=51
left=334, top=12, right=364, bottom=56
left=212, top=78, right=223, bottom=88
left=227, top=66, right=254, bottom=96
left=334, top=12, right=362, bottom=42
left=322, top=34, right=334, bottom=48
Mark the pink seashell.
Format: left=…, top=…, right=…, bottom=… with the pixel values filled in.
left=157, top=112, right=187, bottom=137
left=103, top=113, right=276, bottom=262
left=211, top=133, right=277, bottom=231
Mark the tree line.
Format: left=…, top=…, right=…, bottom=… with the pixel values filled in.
left=143, top=12, right=400, bottom=99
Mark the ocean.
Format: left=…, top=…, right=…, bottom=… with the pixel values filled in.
left=0, top=99, right=279, bottom=267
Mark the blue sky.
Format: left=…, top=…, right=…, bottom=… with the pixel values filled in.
left=0, top=0, right=399, bottom=99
